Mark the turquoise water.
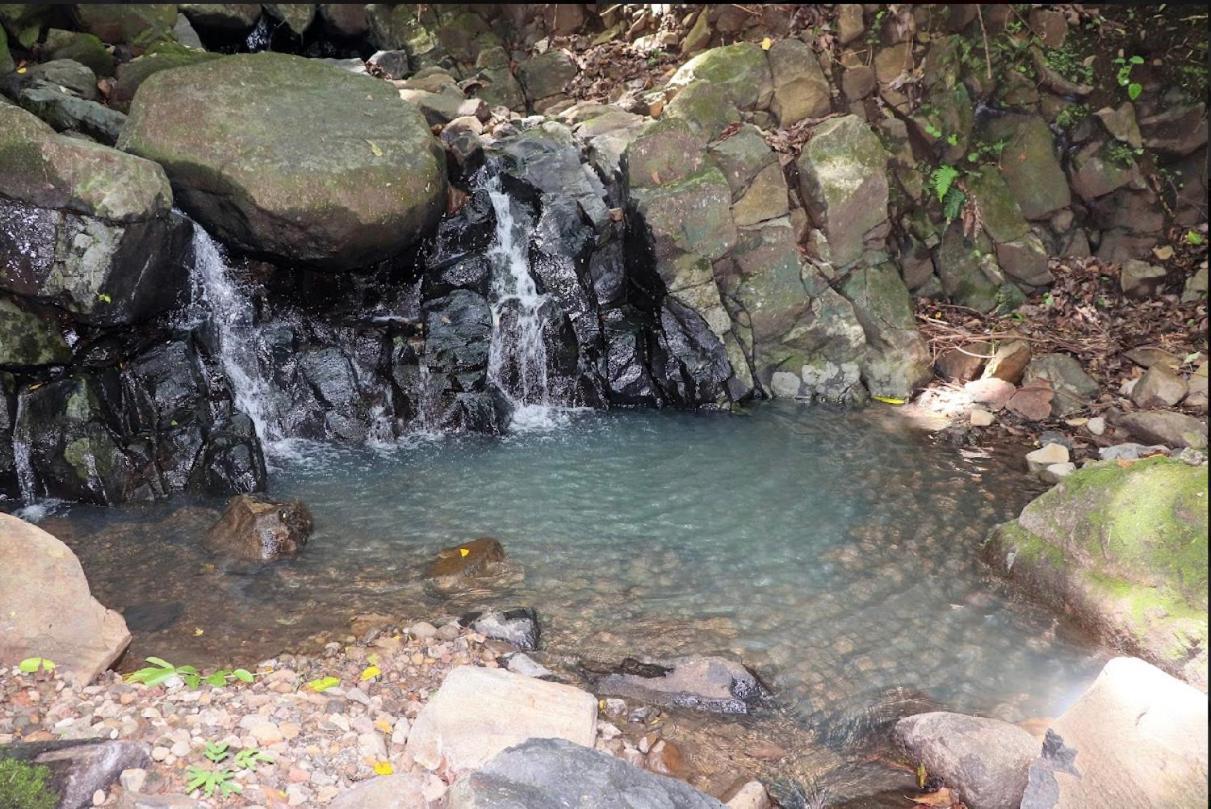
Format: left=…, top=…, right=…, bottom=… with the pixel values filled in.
left=42, top=403, right=1104, bottom=774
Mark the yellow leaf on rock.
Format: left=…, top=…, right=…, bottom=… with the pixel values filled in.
left=360, top=665, right=381, bottom=681
left=374, top=718, right=393, bottom=734
left=366, top=139, right=383, bottom=156
left=306, top=676, right=341, bottom=692
left=372, top=760, right=394, bottom=776
left=193, top=627, right=204, bottom=636
left=872, top=395, right=908, bottom=405
left=761, top=37, right=773, bottom=50
left=458, top=548, right=470, bottom=557
left=908, top=787, right=956, bottom=807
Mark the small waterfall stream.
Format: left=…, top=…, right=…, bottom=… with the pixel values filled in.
left=189, top=226, right=283, bottom=452
left=483, top=175, right=561, bottom=429
left=12, top=397, right=38, bottom=506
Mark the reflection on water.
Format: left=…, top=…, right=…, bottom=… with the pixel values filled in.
left=31, top=402, right=1104, bottom=797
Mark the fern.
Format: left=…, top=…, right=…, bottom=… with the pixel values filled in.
left=942, top=188, right=966, bottom=223
left=930, top=165, right=960, bottom=204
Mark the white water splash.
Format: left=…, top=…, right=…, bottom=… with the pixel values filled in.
left=190, top=226, right=285, bottom=455
left=11, top=395, right=36, bottom=505
left=484, top=177, right=561, bottom=430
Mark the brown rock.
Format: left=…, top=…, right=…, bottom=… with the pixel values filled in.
left=0, top=513, right=131, bottom=686
left=646, top=739, right=689, bottom=778
left=1006, top=382, right=1055, bottom=421
left=205, top=495, right=313, bottom=561
left=983, top=340, right=1032, bottom=384
left=1131, top=365, right=1189, bottom=409
left=936, top=341, right=991, bottom=382
left=426, top=537, right=506, bottom=579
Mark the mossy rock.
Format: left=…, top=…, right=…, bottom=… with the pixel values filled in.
left=0, top=3, right=52, bottom=48
left=667, top=42, right=772, bottom=111
left=982, top=113, right=1071, bottom=219
left=0, top=23, right=12, bottom=75
left=119, top=52, right=447, bottom=270
left=965, top=165, right=1030, bottom=244
left=0, top=757, right=57, bottom=809
left=43, top=28, right=115, bottom=77
left=630, top=164, right=736, bottom=266
left=985, top=457, right=1209, bottom=687
left=935, top=222, right=1002, bottom=312
left=665, top=80, right=741, bottom=142
left=0, top=297, right=71, bottom=366
left=111, top=45, right=221, bottom=112
left=73, top=3, right=176, bottom=50
left=623, top=117, right=706, bottom=190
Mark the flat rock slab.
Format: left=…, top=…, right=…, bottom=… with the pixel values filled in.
left=0, top=513, right=130, bottom=686
left=895, top=712, right=1039, bottom=809
left=1022, top=657, right=1208, bottom=809
left=446, top=737, right=727, bottom=809
left=404, top=666, right=597, bottom=775
left=596, top=656, right=768, bottom=715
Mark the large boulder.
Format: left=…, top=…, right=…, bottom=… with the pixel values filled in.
left=982, top=114, right=1071, bottom=220
left=840, top=262, right=932, bottom=399
left=1117, top=410, right=1208, bottom=450
left=0, top=513, right=131, bottom=685
left=119, top=52, right=447, bottom=270
left=767, top=38, right=830, bottom=126
left=446, top=738, right=727, bottom=809
left=110, top=45, right=223, bottom=112
left=73, top=3, right=177, bottom=48
left=405, top=666, right=597, bottom=776
left=796, top=115, right=890, bottom=268
left=1021, top=657, right=1208, bottom=808
left=205, top=494, right=313, bottom=561
left=984, top=457, right=1208, bottom=687
left=0, top=104, right=189, bottom=325
left=667, top=42, right=772, bottom=111
left=895, top=712, right=1039, bottom=809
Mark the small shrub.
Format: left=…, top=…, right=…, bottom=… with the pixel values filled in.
left=0, top=758, right=57, bottom=809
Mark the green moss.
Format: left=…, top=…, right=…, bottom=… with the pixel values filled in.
left=1089, top=572, right=1209, bottom=664
left=0, top=758, right=57, bottom=809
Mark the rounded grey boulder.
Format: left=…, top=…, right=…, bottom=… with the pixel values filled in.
left=119, top=52, right=447, bottom=270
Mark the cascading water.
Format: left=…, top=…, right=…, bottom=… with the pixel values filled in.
left=11, top=397, right=38, bottom=510
left=189, top=226, right=284, bottom=454
left=483, top=175, right=562, bottom=429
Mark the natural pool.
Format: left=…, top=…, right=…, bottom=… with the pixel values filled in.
left=34, top=402, right=1105, bottom=795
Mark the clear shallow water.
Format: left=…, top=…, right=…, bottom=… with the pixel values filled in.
left=35, top=404, right=1104, bottom=774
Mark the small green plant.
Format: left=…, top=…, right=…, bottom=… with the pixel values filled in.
left=930, top=164, right=966, bottom=223
left=0, top=758, right=57, bottom=809
left=17, top=658, right=55, bottom=674
left=1186, top=230, right=1205, bottom=246
left=126, top=657, right=255, bottom=690
left=234, top=748, right=274, bottom=771
left=1054, top=103, right=1091, bottom=129
left=1113, top=54, right=1145, bottom=100
left=185, top=766, right=241, bottom=800
left=203, top=742, right=230, bottom=764
left=1106, top=141, right=1143, bottom=166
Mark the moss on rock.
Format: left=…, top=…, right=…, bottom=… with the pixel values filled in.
left=986, top=457, right=1209, bottom=687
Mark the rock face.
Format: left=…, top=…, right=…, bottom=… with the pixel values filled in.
left=596, top=656, right=768, bottom=715
left=119, top=53, right=447, bottom=270
left=404, top=666, right=597, bottom=776
left=1021, top=657, right=1208, bottom=809
left=446, top=738, right=727, bottom=809
left=895, top=712, right=1039, bottom=809
left=796, top=115, right=889, bottom=269
left=0, top=103, right=189, bottom=326
left=0, top=513, right=131, bottom=685
left=985, top=457, right=1208, bottom=687
left=205, top=495, right=313, bottom=561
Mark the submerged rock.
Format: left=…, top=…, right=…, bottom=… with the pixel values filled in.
left=205, top=494, right=314, bottom=561
left=405, top=666, right=597, bottom=776
left=1021, top=657, right=1208, bottom=809
left=460, top=607, right=539, bottom=651
left=596, top=655, right=769, bottom=715
left=427, top=537, right=506, bottom=579
left=0, top=513, right=131, bottom=686
left=119, top=52, right=447, bottom=270
left=446, top=738, right=727, bottom=808
left=985, top=457, right=1208, bottom=687
left=895, top=712, right=1039, bottom=809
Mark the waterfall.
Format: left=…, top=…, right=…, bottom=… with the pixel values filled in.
left=483, top=176, right=560, bottom=429
left=12, top=396, right=36, bottom=504
left=189, top=226, right=283, bottom=453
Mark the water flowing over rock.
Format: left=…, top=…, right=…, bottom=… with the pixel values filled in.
left=0, top=513, right=131, bottom=685
left=446, top=738, right=727, bottom=809
left=205, top=494, right=313, bottom=561
left=119, top=52, right=447, bottom=270
left=596, top=655, right=769, bottom=715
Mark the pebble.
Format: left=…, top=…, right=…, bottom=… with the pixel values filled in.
left=119, top=768, right=147, bottom=794
left=969, top=408, right=995, bottom=427
left=1087, top=416, right=1106, bottom=436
